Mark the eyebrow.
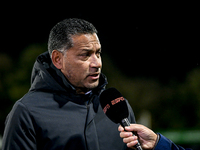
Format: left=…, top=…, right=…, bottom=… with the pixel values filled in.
left=81, top=48, right=101, bottom=52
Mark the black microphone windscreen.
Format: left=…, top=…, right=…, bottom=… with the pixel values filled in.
left=99, top=88, right=129, bottom=124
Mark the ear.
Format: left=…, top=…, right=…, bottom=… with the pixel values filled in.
left=51, top=50, right=63, bottom=69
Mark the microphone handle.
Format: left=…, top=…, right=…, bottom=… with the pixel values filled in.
left=121, top=118, right=143, bottom=150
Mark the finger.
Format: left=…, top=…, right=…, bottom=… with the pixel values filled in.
left=120, top=131, right=133, bottom=138
left=127, top=140, right=138, bottom=148
left=123, top=136, right=138, bottom=144
left=125, top=126, right=135, bottom=132
left=118, top=125, right=124, bottom=132
left=125, top=124, right=144, bottom=132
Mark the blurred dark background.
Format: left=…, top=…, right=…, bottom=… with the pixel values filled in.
left=0, top=2, right=199, bottom=149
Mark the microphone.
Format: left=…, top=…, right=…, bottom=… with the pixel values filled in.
left=100, top=88, right=143, bottom=150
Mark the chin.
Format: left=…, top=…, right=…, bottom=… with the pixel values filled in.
left=86, top=81, right=99, bottom=89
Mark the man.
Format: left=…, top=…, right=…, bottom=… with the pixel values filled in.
left=2, top=18, right=136, bottom=149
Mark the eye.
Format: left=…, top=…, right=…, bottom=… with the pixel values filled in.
left=81, top=52, right=90, bottom=57
left=79, top=52, right=91, bottom=60
left=96, top=51, right=102, bottom=57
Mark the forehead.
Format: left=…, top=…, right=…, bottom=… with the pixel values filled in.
left=71, top=33, right=101, bottom=49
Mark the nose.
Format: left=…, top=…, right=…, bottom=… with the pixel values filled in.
left=90, top=54, right=102, bottom=72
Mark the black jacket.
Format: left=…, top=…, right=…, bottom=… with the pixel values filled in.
left=2, top=52, right=136, bottom=150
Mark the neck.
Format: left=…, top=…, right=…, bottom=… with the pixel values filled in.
left=75, top=88, right=90, bottom=95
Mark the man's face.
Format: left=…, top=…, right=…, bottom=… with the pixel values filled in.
left=61, top=33, right=102, bottom=92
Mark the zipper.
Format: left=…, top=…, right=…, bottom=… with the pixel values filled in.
left=84, top=94, right=95, bottom=150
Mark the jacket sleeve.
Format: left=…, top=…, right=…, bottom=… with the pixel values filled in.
left=154, top=133, right=192, bottom=150
left=126, top=100, right=136, bottom=124
left=2, top=101, right=37, bottom=150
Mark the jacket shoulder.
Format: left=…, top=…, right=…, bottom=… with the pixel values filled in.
left=2, top=100, right=37, bottom=149
left=20, top=90, right=53, bottom=107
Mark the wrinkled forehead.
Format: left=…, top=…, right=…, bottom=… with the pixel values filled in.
left=71, top=33, right=101, bottom=50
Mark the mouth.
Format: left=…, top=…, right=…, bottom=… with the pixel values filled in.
left=88, top=73, right=100, bottom=80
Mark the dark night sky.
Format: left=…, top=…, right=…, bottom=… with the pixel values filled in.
left=1, top=2, right=199, bottom=83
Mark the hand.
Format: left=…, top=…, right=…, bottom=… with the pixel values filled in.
left=118, top=124, right=157, bottom=150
